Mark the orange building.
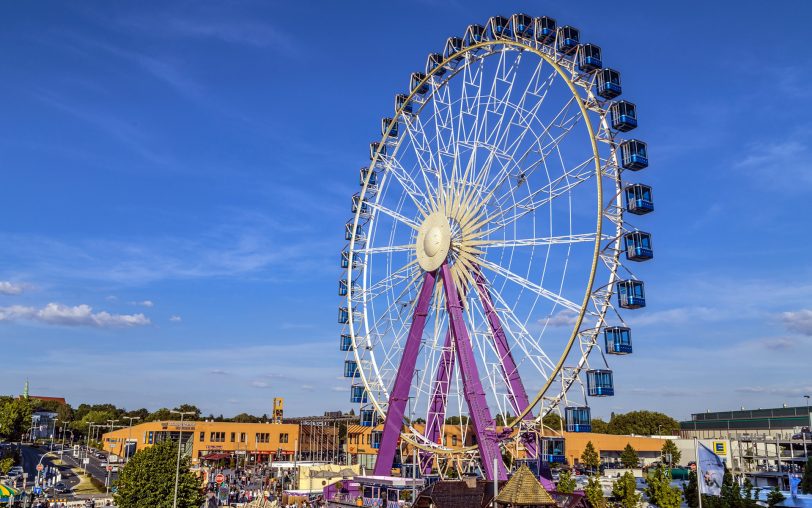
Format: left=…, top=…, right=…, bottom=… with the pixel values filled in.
left=562, top=432, right=668, bottom=467
left=102, top=420, right=300, bottom=465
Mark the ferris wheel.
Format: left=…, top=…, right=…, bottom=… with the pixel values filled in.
left=339, top=13, right=653, bottom=481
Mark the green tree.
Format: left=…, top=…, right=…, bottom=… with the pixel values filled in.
left=766, top=487, right=785, bottom=508
left=661, top=439, right=681, bottom=466
left=584, top=475, right=607, bottom=508
left=591, top=418, right=609, bottom=434
left=581, top=441, right=600, bottom=473
left=611, top=471, right=641, bottom=508
left=607, top=411, right=680, bottom=436
left=620, top=443, right=639, bottom=469
left=682, top=471, right=699, bottom=508
left=145, top=408, right=173, bottom=422
left=801, top=457, right=812, bottom=494
left=542, top=412, right=562, bottom=431
left=557, top=470, right=576, bottom=494
left=645, top=466, right=682, bottom=508
left=0, top=457, right=14, bottom=474
left=0, top=397, right=34, bottom=440
left=232, top=413, right=260, bottom=423
left=114, top=440, right=202, bottom=508
left=175, top=404, right=201, bottom=419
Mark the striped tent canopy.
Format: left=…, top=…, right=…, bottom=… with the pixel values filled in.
left=0, top=483, right=19, bottom=498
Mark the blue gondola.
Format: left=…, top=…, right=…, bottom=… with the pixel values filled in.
left=487, top=16, right=510, bottom=39
left=344, top=360, right=360, bottom=378
left=611, top=101, right=637, bottom=132
left=586, top=369, right=615, bottom=397
left=410, top=72, right=428, bottom=95
left=352, top=194, right=371, bottom=217
left=604, top=326, right=633, bottom=355
left=556, top=26, right=579, bottom=54
left=369, top=141, right=387, bottom=160
left=340, top=333, right=353, bottom=352
left=345, top=221, right=365, bottom=243
left=534, top=16, right=556, bottom=44
left=624, top=184, right=653, bottom=215
left=577, top=44, right=602, bottom=72
left=624, top=231, right=653, bottom=261
left=597, top=68, right=622, bottom=99
left=360, top=167, right=378, bottom=188
left=617, top=280, right=646, bottom=309
left=340, top=250, right=359, bottom=269
left=395, top=94, right=413, bottom=115
left=371, top=430, right=382, bottom=449
left=350, top=385, right=368, bottom=403
left=338, top=307, right=350, bottom=324
left=381, top=118, right=398, bottom=138
left=620, top=139, right=648, bottom=170
left=444, top=37, right=463, bottom=61
left=510, top=13, right=533, bottom=39
left=339, top=279, right=349, bottom=297
left=565, top=406, right=592, bottom=432
left=541, top=437, right=566, bottom=463
left=426, top=53, right=446, bottom=77
left=360, top=409, right=378, bottom=427
left=464, top=24, right=486, bottom=46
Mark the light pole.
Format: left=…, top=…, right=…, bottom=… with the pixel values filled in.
left=804, top=396, right=811, bottom=459
left=59, top=422, right=70, bottom=462
left=124, top=416, right=141, bottom=462
left=49, top=417, right=59, bottom=452
left=171, top=410, right=196, bottom=508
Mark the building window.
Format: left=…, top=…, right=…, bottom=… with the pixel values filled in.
left=452, top=436, right=458, bottom=446
left=280, top=433, right=289, bottom=444
left=148, top=431, right=154, bottom=445
left=240, top=433, right=246, bottom=443
left=199, top=432, right=205, bottom=442
left=256, top=433, right=270, bottom=444
left=443, top=436, right=447, bottom=446
left=210, top=432, right=225, bottom=443
left=230, top=432, right=235, bottom=443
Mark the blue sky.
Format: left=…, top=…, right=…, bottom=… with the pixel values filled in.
left=1, top=0, right=811, bottom=420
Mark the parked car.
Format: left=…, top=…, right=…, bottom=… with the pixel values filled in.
left=96, top=452, right=106, bottom=460
left=54, top=482, right=71, bottom=494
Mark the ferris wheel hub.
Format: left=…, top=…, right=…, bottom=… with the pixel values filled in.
left=416, top=212, right=451, bottom=271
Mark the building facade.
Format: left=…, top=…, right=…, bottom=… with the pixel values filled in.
left=680, top=405, right=812, bottom=439
left=102, top=420, right=300, bottom=465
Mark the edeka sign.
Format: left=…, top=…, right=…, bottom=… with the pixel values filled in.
left=712, top=441, right=727, bottom=456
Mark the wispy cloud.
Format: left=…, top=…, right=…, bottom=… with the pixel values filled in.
left=0, top=281, right=25, bottom=295
left=544, top=310, right=578, bottom=327
left=0, top=302, right=149, bottom=327
left=132, top=300, right=154, bottom=308
left=169, top=315, right=182, bottom=323
left=734, top=130, right=812, bottom=190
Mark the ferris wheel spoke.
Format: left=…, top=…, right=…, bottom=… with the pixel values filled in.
left=477, top=257, right=582, bottom=315
left=358, top=244, right=416, bottom=255
left=367, top=201, right=421, bottom=231
left=401, top=115, right=442, bottom=201
left=380, top=158, right=432, bottom=215
left=470, top=233, right=604, bottom=249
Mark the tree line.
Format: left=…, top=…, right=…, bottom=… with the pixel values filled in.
left=0, top=395, right=280, bottom=441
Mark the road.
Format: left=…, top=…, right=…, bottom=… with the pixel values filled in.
left=18, top=444, right=120, bottom=497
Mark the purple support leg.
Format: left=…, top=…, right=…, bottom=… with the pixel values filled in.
left=420, top=329, right=455, bottom=473
left=473, top=269, right=538, bottom=458
left=440, top=263, right=508, bottom=481
left=373, top=270, right=437, bottom=477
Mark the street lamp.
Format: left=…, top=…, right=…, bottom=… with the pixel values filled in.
left=50, top=418, right=59, bottom=452
left=170, top=410, right=196, bottom=508
left=124, top=416, right=141, bottom=462
left=59, top=422, right=71, bottom=461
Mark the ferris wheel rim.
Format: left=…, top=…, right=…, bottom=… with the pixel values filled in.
left=346, top=38, right=615, bottom=455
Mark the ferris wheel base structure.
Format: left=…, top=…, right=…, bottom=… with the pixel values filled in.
left=339, top=12, right=655, bottom=482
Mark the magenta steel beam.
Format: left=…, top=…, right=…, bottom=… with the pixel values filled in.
left=473, top=268, right=538, bottom=458
left=440, top=263, right=508, bottom=481
left=420, top=328, right=455, bottom=473
left=373, top=269, right=437, bottom=477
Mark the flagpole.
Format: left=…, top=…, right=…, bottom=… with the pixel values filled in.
left=695, top=437, right=703, bottom=508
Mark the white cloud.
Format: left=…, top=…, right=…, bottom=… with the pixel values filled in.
left=210, top=369, right=228, bottom=376
left=169, top=315, right=182, bottom=322
left=544, top=311, right=578, bottom=328
left=135, top=300, right=154, bottom=308
left=0, top=303, right=150, bottom=327
left=0, top=281, right=24, bottom=295
left=781, top=309, right=812, bottom=336
left=250, top=380, right=269, bottom=388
